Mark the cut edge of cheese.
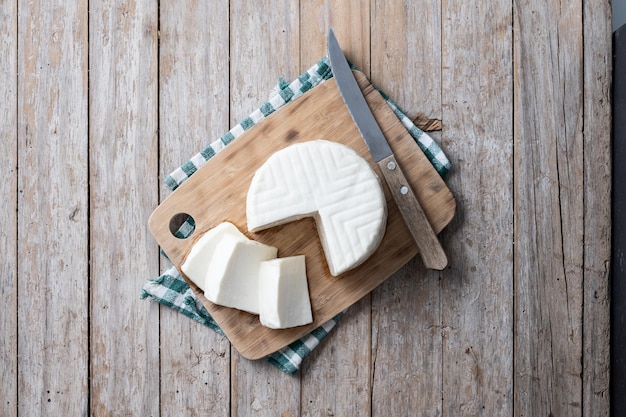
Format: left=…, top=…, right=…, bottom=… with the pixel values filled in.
left=204, top=233, right=278, bottom=315
left=246, top=139, right=387, bottom=276
left=258, top=255, right=313, bottom=329
left=180, top=222, right=249, bottom=290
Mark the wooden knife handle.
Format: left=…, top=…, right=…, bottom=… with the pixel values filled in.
left=377, top=154, right=448, bottom=270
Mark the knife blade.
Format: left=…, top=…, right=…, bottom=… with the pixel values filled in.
left=327, top=28, right=447, bottom=270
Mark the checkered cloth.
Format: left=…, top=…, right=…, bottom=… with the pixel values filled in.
left=141, top=56, right=450, bottom=374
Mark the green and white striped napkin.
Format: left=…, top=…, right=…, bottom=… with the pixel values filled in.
left=141, top=56, right=450, bottom=375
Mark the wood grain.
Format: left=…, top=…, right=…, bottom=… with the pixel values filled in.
left=301, top=300, right=372, bottom=416
left=514, top=0, right=585, bottom=415
left=582, top=0, right=612, bottom=414
left=89, top=1, right=160, bottom=415
left=17, top=1, right=89, bottom=414
left=149, top=73, right=455, bottom=359
left=300, top=0, right=370, bottom=72
left=371, top=0, right=442, bottom=122
left=370, top=3, right=445, bottom=415
left=0, top=1, right=17, bottom=415
left=158, top=1, right=231, bottom=415
left=442, top=0, right=514, bottom=415
left=413, top=114, right=443, bottom=132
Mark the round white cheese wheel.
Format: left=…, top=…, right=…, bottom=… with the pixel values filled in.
left=246, top=139, right=387, bottom=276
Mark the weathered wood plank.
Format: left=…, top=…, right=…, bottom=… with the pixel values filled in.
left=229, top=3, right=302, bottom=416
left=370, top=1, right=443, bottom=415
left=301, top=301, right=371, bottom=417
left=300, top=0, right=370, bottom=71
left=582, top=0, right=612, bottom=414
left=298, top=4, right=372, bottom=417
left=89, top=0, right=160, bottom=415
left=513, top=0, right=584, bottom=414
left=612, top=24, right=626, bottom=416
left=371, top=259, right=442, bottom=416
left=371, top=0, right=441, bottom=121
left=0, top=1, right=17, bottom=416
left=158, top=1, right=231, bottom=415
left=441, top=0, right=514, bottom=415
left=229, top=1, right=300, bottom=122
left=16, top=1, right=89, bottom=415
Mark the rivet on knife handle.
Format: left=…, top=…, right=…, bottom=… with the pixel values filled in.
left=378, top=154, right=448, bottom=270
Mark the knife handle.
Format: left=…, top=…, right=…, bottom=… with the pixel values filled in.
left=377, top=154, right=448, bottom=270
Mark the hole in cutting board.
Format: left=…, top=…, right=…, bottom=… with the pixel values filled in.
left=169, top=212, right=196, bottom=239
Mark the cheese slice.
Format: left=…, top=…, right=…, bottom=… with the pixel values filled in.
left=180, top=222, right=248, bottom=290
left=247, top=139, right=387, bottom=276
left=204, top=233, right=277, bottom=314
left=258, top=255, right=313, bottom=329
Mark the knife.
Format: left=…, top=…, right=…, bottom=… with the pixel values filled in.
left=327, top=28, right=447, bottom=270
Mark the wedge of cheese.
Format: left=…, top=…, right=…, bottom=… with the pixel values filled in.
left=180, top=222, right=248, bottom=290
left=204, top=233, right=277, bottom=314
left=258, top=255, right=313, bottom=329
left=247, top=139, right=387, bottom=276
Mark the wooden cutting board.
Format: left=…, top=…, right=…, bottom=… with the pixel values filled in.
left=148, top=71, right=455, bottom=360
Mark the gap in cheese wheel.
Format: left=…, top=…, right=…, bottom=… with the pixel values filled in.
left=246, top=139, right=387, bottom=276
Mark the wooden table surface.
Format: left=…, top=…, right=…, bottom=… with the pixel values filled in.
left=1, top=1, right=612, bottom=416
